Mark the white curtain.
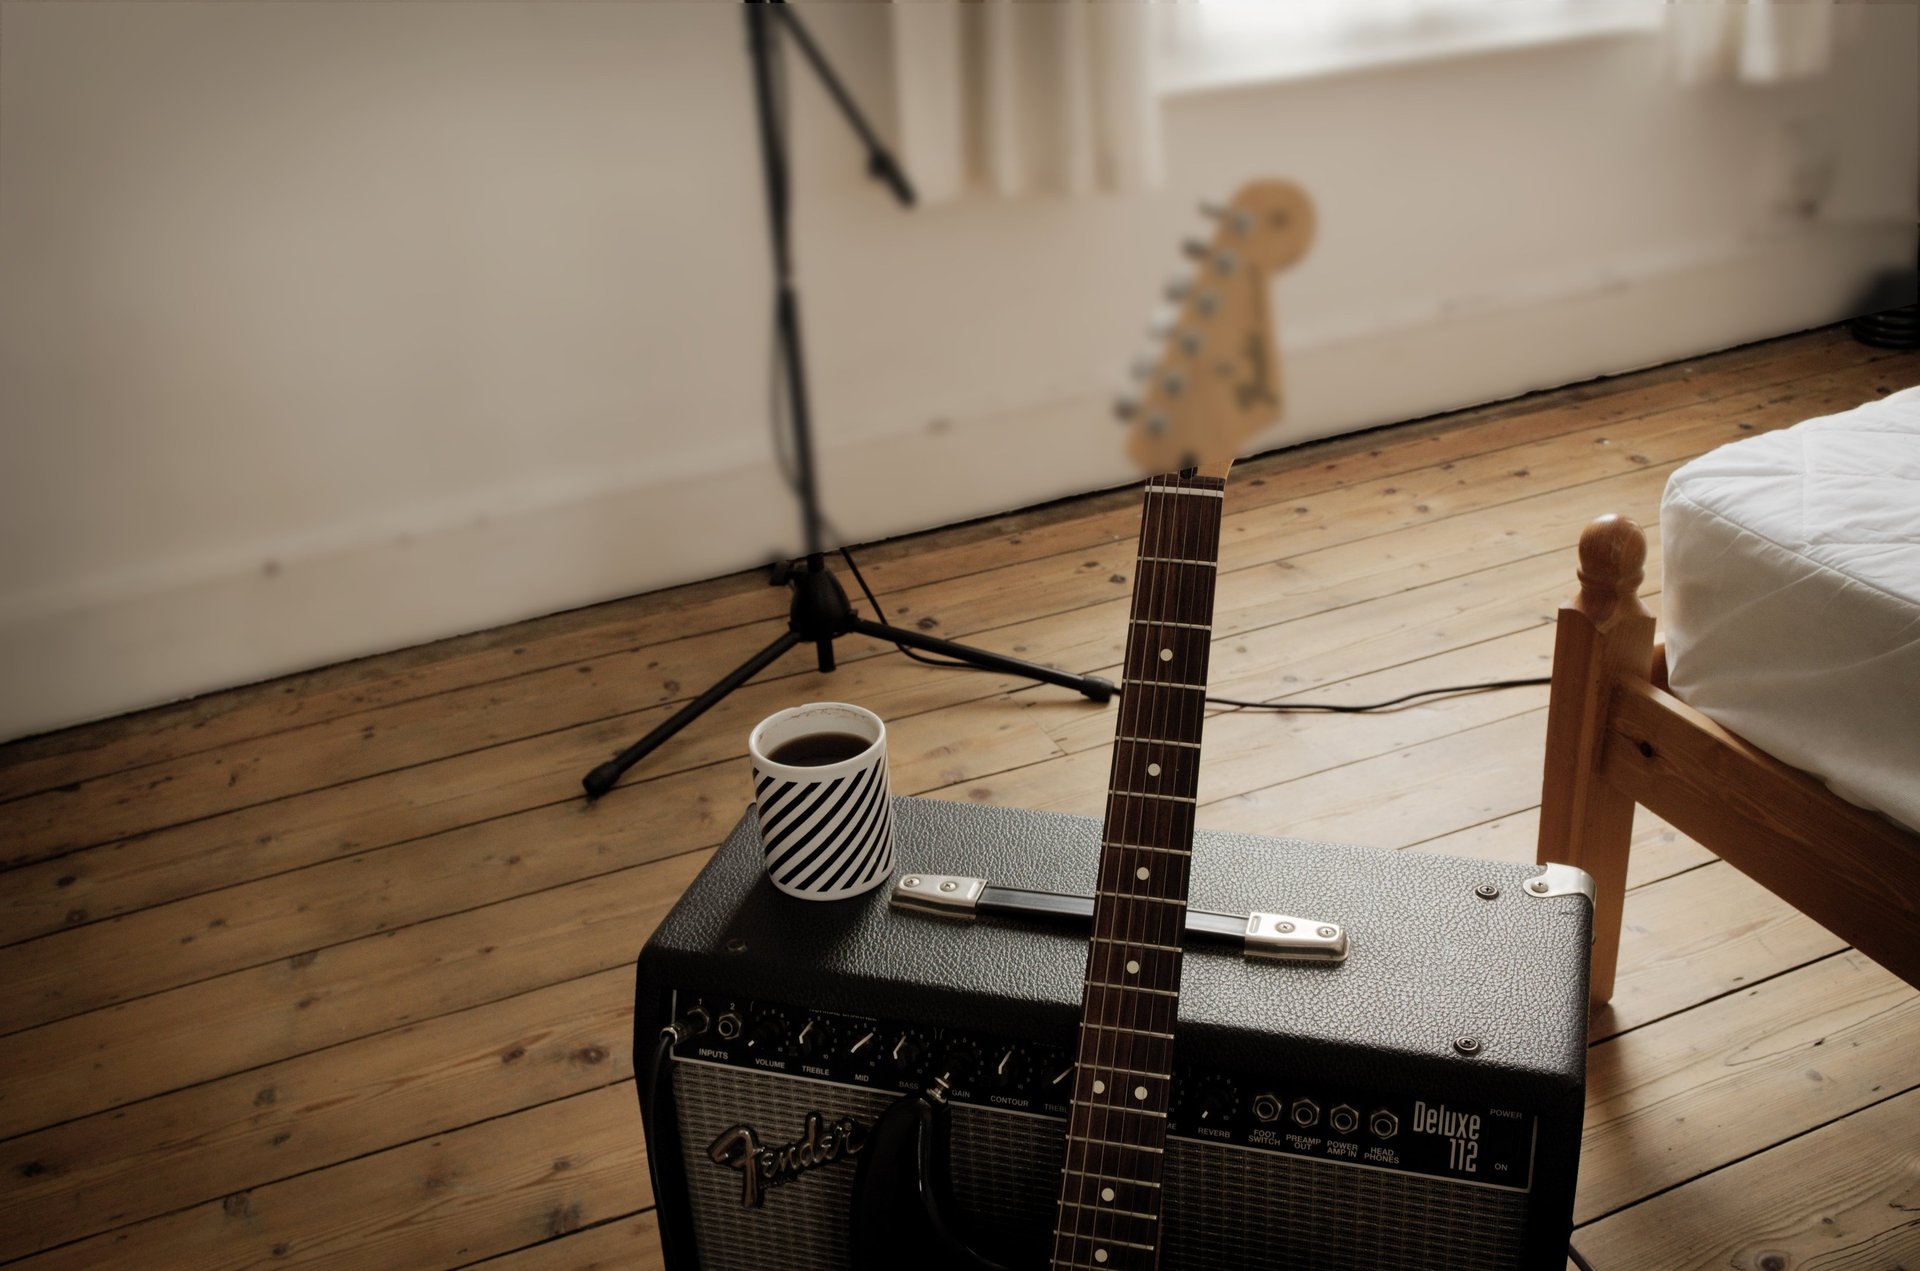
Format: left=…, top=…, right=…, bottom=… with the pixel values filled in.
left=891, top=1, right=1162, bottom=204
left=1667, top=0, right=1846, bottom=85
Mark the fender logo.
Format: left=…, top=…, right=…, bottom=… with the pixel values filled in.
left=707, top=1111, right=868, bottom=1208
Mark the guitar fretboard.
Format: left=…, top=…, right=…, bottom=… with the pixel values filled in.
left=1050, top=472, right=1224, bottom=1271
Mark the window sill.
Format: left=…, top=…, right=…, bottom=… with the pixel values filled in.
left=1157, top=7, right=1663, bottom=99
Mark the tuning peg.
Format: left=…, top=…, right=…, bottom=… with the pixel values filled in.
left=1181, top=237, right=1211, bottom=261
left=1144, top=412, right=1169, bottom=438
left=1148, top=305, right=1179, bottom=340
left=1114, top=394, right=1140, bottom=423
left=1178, top=330, right=1203, bottom=356
left=1130, top=352, right=1158, bottom=381
left=1164, top=275, right=1193, bottom=303
left=1162, top=371, right=1187, bottom=399
left=1199, top=199, right=1227, bottom=220
left=1213, top=249, right=1240, bottom=276
left=1195, top=290, right=1220, bottom=318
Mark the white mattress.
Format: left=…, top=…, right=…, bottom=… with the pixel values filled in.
left=1661, top=385, right=1920, bottom=834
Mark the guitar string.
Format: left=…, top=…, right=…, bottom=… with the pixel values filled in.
left=1117, top=476, right=1177, bottom=1258
left=1111, top=472, right=1175, bottom=1258
left=1068, top=474, right=1160, bottom=1263
left=1086, top=473, right=1165, bottom=1261
left=1083, top=473, right=1206, bottom=1263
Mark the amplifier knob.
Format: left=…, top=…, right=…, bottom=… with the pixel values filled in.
left=794, top=1017, right=835, bottom=1061
left=988, top=1046, right=1031, bottom=1090
left=936, top=1039, right=981, bottom=1086
left=889, top=1030, right=930, bottom=1074
left=1193, top=1079, right=1238, bottom=1128
left=744, top=1011, right=789, bottom=1057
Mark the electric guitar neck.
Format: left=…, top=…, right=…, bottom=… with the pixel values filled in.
left=1049, top=180, right=1315, bottom=1271
left=1048, top=468, right=1223, bottom=1269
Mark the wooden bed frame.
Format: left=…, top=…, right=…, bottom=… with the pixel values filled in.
left=1538, top=514, right=1920, bottom=1005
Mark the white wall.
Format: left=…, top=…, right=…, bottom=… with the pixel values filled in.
left=1, top=2, right=1914, bottom=739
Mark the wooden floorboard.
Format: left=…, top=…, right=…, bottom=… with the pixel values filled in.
left=2, top=326, right=1916, bottom=1268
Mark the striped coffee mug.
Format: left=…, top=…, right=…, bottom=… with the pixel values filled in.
left=748, top=702, right=894, bottom=901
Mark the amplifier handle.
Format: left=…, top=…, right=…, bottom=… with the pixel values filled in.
left=892, top=875, right=1348, bottom=963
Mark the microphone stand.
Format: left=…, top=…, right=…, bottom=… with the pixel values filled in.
left=583, top=0, right=1113, bottom=800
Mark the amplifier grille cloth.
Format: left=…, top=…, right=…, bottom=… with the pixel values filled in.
left=675, top=1062, right=1525, bottom=1271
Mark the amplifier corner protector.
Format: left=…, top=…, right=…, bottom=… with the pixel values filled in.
left=1524, top=863, right=1595, bottom=907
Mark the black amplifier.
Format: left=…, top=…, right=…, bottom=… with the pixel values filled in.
left=636, top=797, right=1592, bottom=1271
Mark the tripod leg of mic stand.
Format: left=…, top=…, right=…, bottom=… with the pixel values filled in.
left=582, top=628, right=806, bottom=800
left=846, top=618, right=1114, bottom=703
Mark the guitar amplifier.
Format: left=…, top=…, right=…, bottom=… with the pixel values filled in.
left=635, top=796, right=1591, bottom=1271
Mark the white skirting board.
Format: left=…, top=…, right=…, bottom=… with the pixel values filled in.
left=1, top=222, right=1909, bottom=741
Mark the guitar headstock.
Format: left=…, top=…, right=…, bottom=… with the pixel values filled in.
left=1119, top=180, right=1315, bottom=479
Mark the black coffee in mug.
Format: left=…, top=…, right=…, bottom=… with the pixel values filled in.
left=766, top=731, right=871, bottom=767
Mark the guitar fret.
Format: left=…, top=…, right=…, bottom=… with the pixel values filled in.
left=1122, top=678, right=1207, bottom=692
left=1086, top=979, right=1178, bottom=996
left=1101, top=840, right=1192, bottom=856
left=1079, top=1062, right=1173, bottom=1080
left=1060, top=1199, right=1159, bottom=1221
left=1068, top=1133, right=1165, bottom=1154
left=1083, top=1022, right=1176, bottom=1040
left=1136, top=556, right=1217, bottom=568
left=1096, top=889, right=1186, bottom=907
left=1071, top=1098, right=1167, bottom=1119
left=1110, top=789, right=1196, bottom=805
left=1061, top=1168, right=1162, bottom=1188
left=1058, top=1228, right=1161, bottom=1254
left=1091, top=936, right=1181, bottom=952
left=1114, top=735, right=1201, bottom=749
left=1128, top=619, right=1211, bottom=631
left=1146, top=485, right=1223, bottom=499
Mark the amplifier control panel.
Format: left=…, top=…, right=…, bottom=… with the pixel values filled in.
left=668, top=991, right=1536, bottom=1193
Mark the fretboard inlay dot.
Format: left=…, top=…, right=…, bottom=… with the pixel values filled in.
left=1147, top=762, right=1161, bottom=776
left=1159, top=647, right=1173, bottom=661
left=1101, top=1187, right=1115, bottom=1202
left=1125, top=960, right=1140, bottom=974
left=1136, top=866, right=1150, bottom=881
left=1092, top=1080, right=1106, bottom=1095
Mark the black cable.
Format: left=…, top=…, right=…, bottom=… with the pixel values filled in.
left=842, top=540, right=1550, bottom=708
left=1205, top=676, right=1551, bottom=714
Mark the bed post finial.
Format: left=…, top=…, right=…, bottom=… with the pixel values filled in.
left=1540, top=513, right=1658, bottom=1012
left=1574, top=514, right=1651, bottom=627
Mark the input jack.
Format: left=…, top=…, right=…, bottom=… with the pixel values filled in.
left=1370, top=1110, right=1400, bottom=1139
left=1329, top=1104, right=1359, bottom=1135
left=1250, top=1092, right=1283, bottom=1123
left=1290, top=1098, right=1320, bottom=1128
left=715, top=1011, right=744, bottom=1040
